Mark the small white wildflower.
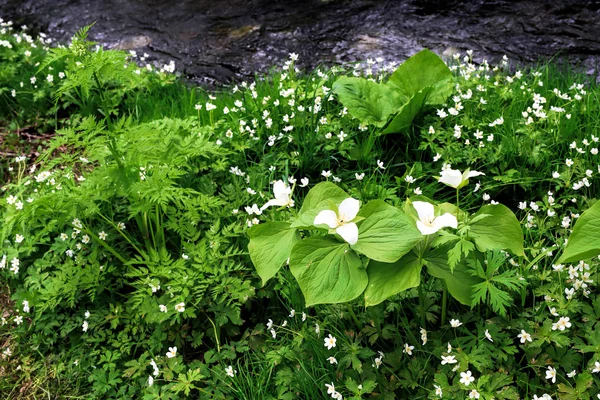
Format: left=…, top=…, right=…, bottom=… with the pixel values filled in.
left=545, top=366, right=557, bottom=383
left=484, top=329, right=493, bottom=342
left=517, top=330, right=532, bottom=343
left=324, top=334, right=337, bottom=350
left=449, top=319, right=462, bottom=328
left=166, top=346, right=177, bottom=358
left=225, top=365, right=237, bottom=377
left=460, top=370, right=475, bottom=386
left=441, top=355, right=457, bottom=365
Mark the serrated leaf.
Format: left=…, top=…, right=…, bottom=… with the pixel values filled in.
left=447, top=238, right=475, bottom=269
left=425, top=245, right=483, bottom=305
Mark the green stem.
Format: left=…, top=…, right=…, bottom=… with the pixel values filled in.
left=441, top=284, right=448, bottom=327
left=345, top=303, right=363, bottom=331
left=455, top=188, right=460, bottom=222
left=96, top=212, right=144, bottom=255
left=208, top=316, right=221, bottom=354
left=418, top=283, right=426, bottom=329
left=154, top=205, right=164, bottom=249
left=135, top=214, right=153, bottom=251
left=75, top=225, right=127, bottom=264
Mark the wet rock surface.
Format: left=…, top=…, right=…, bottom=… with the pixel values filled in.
left=1, top=0, right=599, bottom=85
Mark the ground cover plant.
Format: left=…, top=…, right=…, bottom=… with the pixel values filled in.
left=2, top=20, right=600, bottom=399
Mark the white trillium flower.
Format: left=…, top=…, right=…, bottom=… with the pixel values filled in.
left=314, top=198, right=360, bottom=245
left=438, top=168, right=485, bottom=189
left=261, top=180, right=294, bottom=210
left=413, top=201, right=458, bottom=235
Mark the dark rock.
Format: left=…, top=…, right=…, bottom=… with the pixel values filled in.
left=1, top=0, right=599, bottom=86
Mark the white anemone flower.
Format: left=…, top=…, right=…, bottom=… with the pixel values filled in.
left=261, top=180, right=294, bottom=210
left=413, top=201, right=457, bottom=235
left=438, top=168, right=485, bottom=189
left=314, top=198, right=360, bottom=245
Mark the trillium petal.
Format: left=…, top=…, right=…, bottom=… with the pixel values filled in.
left=412, top=201, right=435, bottom=223
left=416, top=220, right=439, bottom=235
left=314, top=210, right=338, bottom=228
left=432, top=213, right=458, bottom=231
left=338, top=198, right=360, bottom=222
left=261, top=197, right=290, bottom=210
left=261, top=199, right=280, bottom=210
left=275, top=195, right=291, bottom=205
left=273, top=180, right=291, bottom=199
left=439, top=169, right=463, bottom=188
left=465, top=170, right=485, bottom=179
left=336, top=222, right=359, bottom=245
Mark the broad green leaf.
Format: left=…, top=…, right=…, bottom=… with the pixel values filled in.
left=248, top=222, right=300, bottom=286
left=381, top=87, right=433, bottom=134
left=425, top=245, right=483, bottom=305
left=332, top=77, right=403, bottom=127
left=364, top=251, right=423, bottom=307
left=387, top=49, right=453, bottom=105
left=290, top=237, right=367, bottom=306
left=559, top=200, right=600, bottom=263
left=469, top=204, right=524, bottom=256
left=291, top=182, right=349, bottom=229
left=353, top=200, right=423, bottom=262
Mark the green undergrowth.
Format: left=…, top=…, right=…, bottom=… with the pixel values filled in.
left=2, top=22, right=600, bottom=399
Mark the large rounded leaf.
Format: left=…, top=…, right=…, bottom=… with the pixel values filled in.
left=248, top=222, right=300, bottom=286
left=332, top=77, right=403, bottom=127
left=381, top=87, right=433, bottom=135
left=353, top=200, right=423, bottom=263
left=425, top=245, right=483, bottom=306
left=364, top=252, right=423, bottom=307
left=387, top=48, right=453, bottom=105
left=291, top=182, right=349, bottom=229
left=470, top=204, right=524, bottom=256
left=559, top=200, right=600, bottom=263
left=290, top=237, right=367, bottom=306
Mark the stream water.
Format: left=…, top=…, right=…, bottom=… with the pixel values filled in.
left=1, top=0, right=599, bottom=85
